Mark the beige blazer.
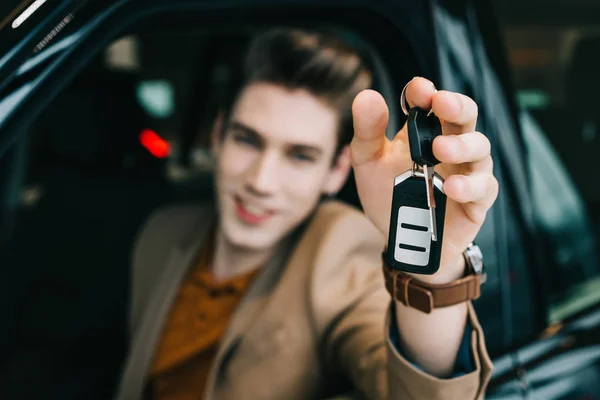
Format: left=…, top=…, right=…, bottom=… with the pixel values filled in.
left=115, top=200, right=493, bottom=400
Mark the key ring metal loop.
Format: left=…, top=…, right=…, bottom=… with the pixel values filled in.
left=400, top=79, right=438, bottom=117
left=400, top=81, right=411, bottom=116
left=411, top=162, right=425, bottom=178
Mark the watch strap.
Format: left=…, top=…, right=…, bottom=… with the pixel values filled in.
left=382, top=253, right=482, bottom=313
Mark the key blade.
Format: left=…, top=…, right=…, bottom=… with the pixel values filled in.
left=424, top=165, right=437, bottom=241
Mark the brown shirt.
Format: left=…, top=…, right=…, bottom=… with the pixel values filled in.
left=149, top=238, right=258, bottom=400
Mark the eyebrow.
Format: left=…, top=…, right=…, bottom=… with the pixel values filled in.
left=228, top=121, right=262, bottom=138
left=229, top=120, right=324, bottom=156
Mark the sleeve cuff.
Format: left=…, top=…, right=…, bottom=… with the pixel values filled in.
left=388, top=303, right=475, bottom=377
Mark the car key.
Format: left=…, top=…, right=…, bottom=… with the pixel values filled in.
left=385, top=107, right=446, bottom=275
left=407, top=107, right=442, bottom=241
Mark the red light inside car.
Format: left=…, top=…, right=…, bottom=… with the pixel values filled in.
left=139, top=129, right=171, bottom=158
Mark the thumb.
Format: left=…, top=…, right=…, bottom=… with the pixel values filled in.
left=350, top=90, right=390, bottom=166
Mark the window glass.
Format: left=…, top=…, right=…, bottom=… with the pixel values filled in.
left=496, top=5, right=600, bottom=322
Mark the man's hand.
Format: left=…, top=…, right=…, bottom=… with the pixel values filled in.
left=350, top=77, right=498, bottom=283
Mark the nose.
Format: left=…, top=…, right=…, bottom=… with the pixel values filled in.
left=245, top=151, right=279, bottom=197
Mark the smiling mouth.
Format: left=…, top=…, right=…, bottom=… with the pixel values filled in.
left=234, top=196, right=275, bottom=224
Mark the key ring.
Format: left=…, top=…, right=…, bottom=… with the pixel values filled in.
left=400, top=79, right=437, bottom=117
left=411, top=162, right=424, bottom=178
left=400, top=81, right=411, bottom=116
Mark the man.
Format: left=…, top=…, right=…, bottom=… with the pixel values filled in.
left=117, top=28, right=497, bottom=399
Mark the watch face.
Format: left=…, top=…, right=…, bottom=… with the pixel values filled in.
left=465, top=244, right=486, bottom=283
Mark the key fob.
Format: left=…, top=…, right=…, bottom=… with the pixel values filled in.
left=385, top=170, right=447, bottom=275
left=407, top=107, right=442, bottom=167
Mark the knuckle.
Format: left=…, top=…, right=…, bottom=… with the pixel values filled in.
left=487, top=176, right=499, bottom=200
left=472, top=174, right=496, bottom=203
left=475, top=132, right=491, bottom=154
left=470, top=98, right=479, bottom=116
left=466, top=132, right=491, bottom=160
left=459, top=93, right=476, bottom=118
left=484, top=139, right=492, bottom=156
left=462, top=94, right=478, bottom=114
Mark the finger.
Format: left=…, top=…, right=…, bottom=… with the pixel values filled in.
left=444, top=173, right=498, bottom=206
left=351, top=90, right=389, bottom=165
left=444, top=173, right=498, bottom=226
left=431, top=90, right=478, bottom=135
left=460, top=155, right=493, bottom=176
left=393, top=77, right=437, bottom=144
left=404, top=77, right=437, bottom=110
left=432, top=132, right=491, bottom=166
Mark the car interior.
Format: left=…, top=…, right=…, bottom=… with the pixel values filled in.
left=0, top=20, right=409, bottom=398
left=0, top=1, right=600, bottom=399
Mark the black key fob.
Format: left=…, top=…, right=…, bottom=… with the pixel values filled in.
left=385, top=169, right=447, bottom=275
left=407, top=107, right=442, bottom=167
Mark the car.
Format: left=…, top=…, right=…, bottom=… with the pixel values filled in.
left=0, top=0, right=598, bottom=399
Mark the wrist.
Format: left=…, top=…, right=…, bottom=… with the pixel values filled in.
left=382, top=245, right=484, bottom=314
left=407, top=256, right=466, bottom=285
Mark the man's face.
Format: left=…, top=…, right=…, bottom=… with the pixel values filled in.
left=213, top=82, right=350, bottom=251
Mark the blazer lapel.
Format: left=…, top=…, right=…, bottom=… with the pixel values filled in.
left=116, top=210, right=214, bottom=400
left=203, top=227, right=302, bottom=397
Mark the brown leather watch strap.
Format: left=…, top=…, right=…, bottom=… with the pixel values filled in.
left=382, top=254, right=482, bottom=313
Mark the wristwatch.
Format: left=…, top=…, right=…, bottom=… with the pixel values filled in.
left=382, top=243, right=486, bottom=313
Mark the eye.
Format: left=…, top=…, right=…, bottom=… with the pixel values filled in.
left=290, top=151, right=316, bottom=163
left=232, top=131, right=260, bottom=147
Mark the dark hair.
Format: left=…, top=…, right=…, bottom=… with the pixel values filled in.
left=221, top=28, right=373, bottom=156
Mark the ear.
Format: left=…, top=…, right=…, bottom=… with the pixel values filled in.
left=211, top=111, right=225, bottom=156
left=322, top=145, right=352, bottom=195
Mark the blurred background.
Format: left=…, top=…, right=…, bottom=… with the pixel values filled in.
left=497, top=0, right=600, bottom=212
left=1, top=0, right=600, bottom=399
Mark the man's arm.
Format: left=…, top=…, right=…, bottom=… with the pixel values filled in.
left=309, top=202, right=492, bottom=400
left=350, top=78, right=498, bottom=379
left=392, top=257, right=468, bottom=377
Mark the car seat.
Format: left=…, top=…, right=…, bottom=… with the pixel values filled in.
left=1, top=55, right=175, bottom=400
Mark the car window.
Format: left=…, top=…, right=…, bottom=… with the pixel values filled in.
left=0, top=25, right=244, bottom=397
left=496, top=5, right=600, bottom=323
